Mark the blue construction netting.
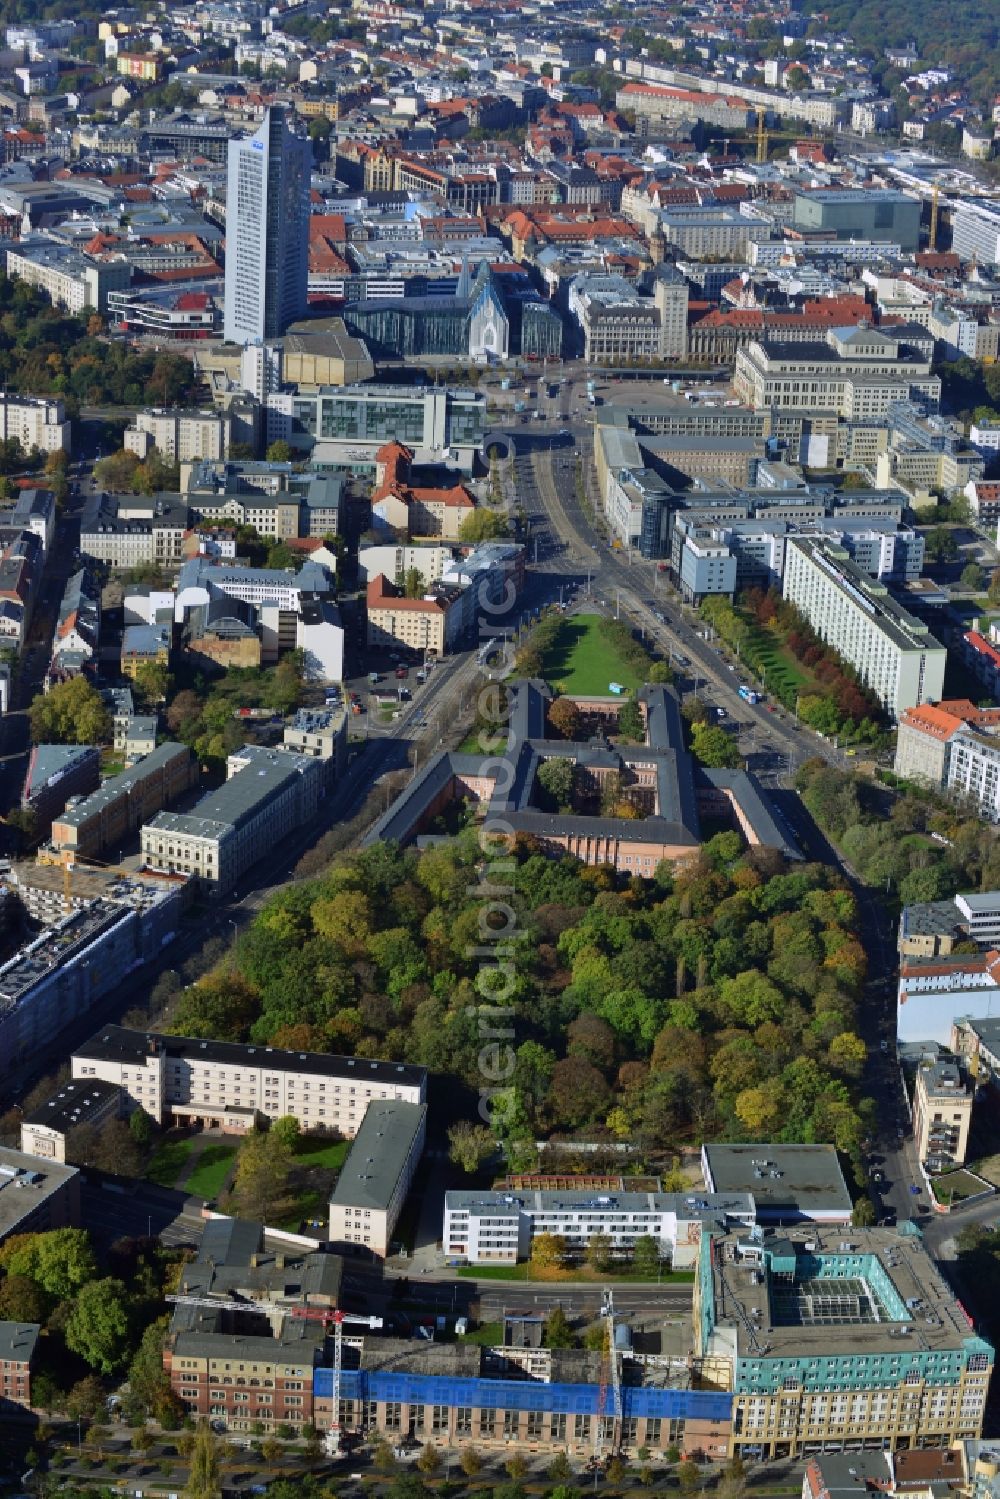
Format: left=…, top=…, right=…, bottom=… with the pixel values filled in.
left=313, top=1368, right=732, bottom=1422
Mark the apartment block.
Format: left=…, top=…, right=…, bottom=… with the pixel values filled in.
left=912, top=1060, right=972, bottom=1172
left=365, top=573, right=465, bottom=656
left=141, top=745, right=326, bottom=895
left=49, top=742, right=198, bottom=864
left=125, top=408, right=230, bottom=464
left=0, top=397, right=69, bottom=456
left=951, top=201, right=1000, bottom=268
left=782, top=538, right=946, bottom=720
left=693, top=1223, right=993, bottom=1459
left=328, top=1099, right=427, bottom=1257
left=71, top=1024, right=426, bottom=1134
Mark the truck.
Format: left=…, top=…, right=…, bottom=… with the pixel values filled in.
left=737, top=685, right=760, bottom=704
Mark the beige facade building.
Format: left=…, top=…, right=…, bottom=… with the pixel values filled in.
left=694, top=1222, right=994, bottom=1459
left=328, top=1099, right=427, bottom=1256
left=125, top=408, right=230, bottom=464
left=141, top=745, right=325, bottom=896
left=734, top=327, right=940, bottom=421
left=365, top=573, right=463, bottom=656
left=0, top=393, right=70, bottom=455
left=912, top=1060, right=972, bottom=1172
left=71, top=1024, right=427, bottom=1135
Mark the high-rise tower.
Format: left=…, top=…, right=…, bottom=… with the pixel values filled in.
left=223, top=106, right=310, bottom=346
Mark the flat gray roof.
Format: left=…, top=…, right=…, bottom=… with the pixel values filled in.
left=330, top=1099, right=427, bottom=1214
left=0, top=1148, right=78, bottom=1243
left=702, top=1143, right=852, bottom=1219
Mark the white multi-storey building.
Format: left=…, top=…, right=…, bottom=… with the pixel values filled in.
left=0, top=394, right=70, bottom=455
left=951, top=200, right=1000, bottom=268
left=782, top=537, right=946, bottom=719
left=443, top=1187, right=755, bottom=1267
left=72, top=1024, right=426, bottom=1135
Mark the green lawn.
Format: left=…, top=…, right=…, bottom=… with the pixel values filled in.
left=931, top=1168, right=988, bottom=1204
left=146, top=1135, right=198, bottom=1188
left=294, top=1136, right=349, bottom=1170
left=458, top=1319, right=503, bottom=1346
left=185, top=1144, right=237, bottom=1199
left=146, top=1135, right=236, bottom=1197
left=538, top=614, right=643, bottom=696
left=744, top=626, right=808, bottom=704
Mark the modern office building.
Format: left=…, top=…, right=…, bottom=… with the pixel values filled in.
left=791, top=190, right=922, bottom=252
left=223, top=106, right=310, bottom=346
left=694, top=1223, right=993, bottom=1458
left=140, top=744, right=326, bottom=895
left=781, top=538, right=946, bottom=719
left=443, top=1183, right=755, bottom=1267
left=328, top=1099, right=427, bottom=1257
left=912, top=1060, right=972, bottom=1172
left=265, top=383, right=486, bottom=472
left=72, top=1024, right=426, bottom=1135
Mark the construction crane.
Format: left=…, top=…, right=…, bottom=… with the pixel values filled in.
left=167, top=1294, right=382, bottom=1455
left=593, top=1289, right=621, bottom=1465
left=755, top=108, right=768, bottom=166
left=929, top=184, right=940, bottom=252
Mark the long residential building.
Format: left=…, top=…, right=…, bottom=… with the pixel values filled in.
left=140, top=744, right=326, bottom=894
left=72, top=1024, right=426, bottom=1135
left=781, top=537, right=946, bottom=719
left=6, top=239, right=130, bottom=313
left=694, top=1223, right=993, bottom=1459
left=328, top=1099, right=427, bottom=1256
